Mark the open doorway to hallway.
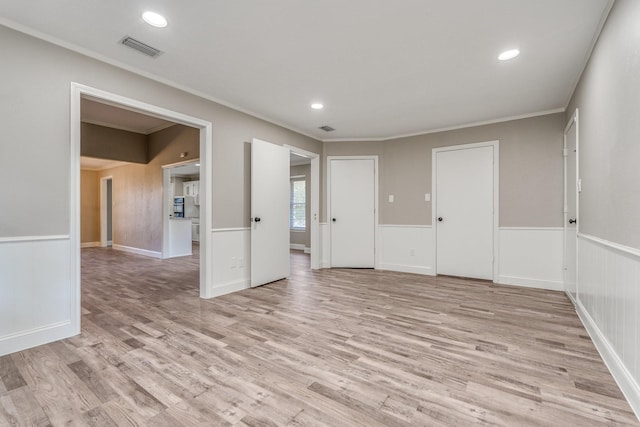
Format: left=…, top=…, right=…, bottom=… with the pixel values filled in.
left=289, top=152, right=312, bottom=269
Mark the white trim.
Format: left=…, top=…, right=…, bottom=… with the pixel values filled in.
left=71, top=83, right=215, bottom=307
left=563, top=108, right=579, bottom=300
left=0, top=321, right=74, bottom=357
left=80, top=241, right=100, bottom=248
left=112, top=244, right=162, bottom=259
left=432, top=140, right=500, bottom=282
left=285, top=144, right=321, bottom=270
left=210, top=279, right=251, bottom=298
left=290, top=243, right=306, bottom=251
left=378, top=264, right=434, bottom=276
left=0, top=235, right=69, bottom=243
left=499, top=227, right=563, bottom=231
left=212, top=227, right=251, bottom=233
left=326, top=155, right=379, bottom=269
left=498, top=275, right=564, bottom=291
left=290, top=229, right=306, bottom=233
left=304, top=247, right=311, bottom=254
left=575, top=299, right=640, bottom=420
left=379, top=224, right=432, bottom=229
left=290, top=174, right=306, bottom=179
left=563, top=0, right=615, bottom=110
left=578, top=232, right=640, bottom=259
left=323, top=109, right=564, bottom=142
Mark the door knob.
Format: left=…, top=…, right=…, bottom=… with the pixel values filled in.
left=253, top=217, right=261, bottom=222
left=568, top=218, right=577, bottom=224
left=332, top=218, right=337, bottom=222
left=437, top=217, right=443, bottom=222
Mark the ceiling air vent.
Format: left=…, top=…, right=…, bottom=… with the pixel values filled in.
left=319, top=125, right=335, bottom=132
left=120, top=36, right=162, bottom=58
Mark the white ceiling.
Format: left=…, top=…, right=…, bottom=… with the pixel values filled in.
left=0, top=1, right=611, bottom=141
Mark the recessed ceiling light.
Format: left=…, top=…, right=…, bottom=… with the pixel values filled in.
left=142, top=11, right=168, bottom=28
left=311, top=103, right=324, bottom=110
left=498, top=49, right=520, bottom=61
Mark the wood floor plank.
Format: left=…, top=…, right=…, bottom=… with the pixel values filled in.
left=1, top=247, right=637, bottom=426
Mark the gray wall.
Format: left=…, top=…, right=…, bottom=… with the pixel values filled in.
left=0, top=24, right=321, bottom=238
left=567, top=0, right=640, bottom=250
left=323, top=113, right=565, bottom=227
left=290, top=163, right=311, bottom=248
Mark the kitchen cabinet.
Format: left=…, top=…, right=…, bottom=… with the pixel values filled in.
left=183, top=180, right=199, bottom=197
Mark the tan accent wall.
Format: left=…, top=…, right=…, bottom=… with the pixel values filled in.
left=322, top=113, right=564, bottom=227
left=290, top=163, right=311, bottom=248
left=97, top=125, right=199, bottom=252
left=567, top=0, right=640, bottom=250
left=80, top=169, right=100, bottom=243
left=81, top=122, right=147, bottom=163
left=0, top=25, right=321, bottom=238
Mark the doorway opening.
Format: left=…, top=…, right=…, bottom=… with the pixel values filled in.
left=163, top=160, right=201, bottom=259
left=71, top=83, right=214, bottom=335
left=287, top=146, right=320, bottom=270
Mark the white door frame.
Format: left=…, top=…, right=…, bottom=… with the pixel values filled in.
left=563, top=108, right=579, bottom=304
left=284, top=145, right=320, bottom=269
left=162, top=159, right=200, bottom=258
left=71, top=82, right=214, bottom=335
left=326, top=155, right=379, bottom=268
left=99, top=175, right=113, bottom=247
left=432, top=140, right=499, bottom=282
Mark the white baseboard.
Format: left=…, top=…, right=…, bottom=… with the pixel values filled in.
left=498, top=275, right=563, bottom=291
left=107, top=240, right=113, bottom=246
left=0, top=321, right=74, bottom=357
left=209, top=279, right=250, bottom=298
left=80, top=241, right=100, bottom=248
left=112, top=244, right=162, bottom=259
left=576, top=299, right=640, bottom=420
left=290, top=243, right=305, bottom=251
left=304, top=247, right=311, bottom=254
left=378, top=263, right=434, bottom=276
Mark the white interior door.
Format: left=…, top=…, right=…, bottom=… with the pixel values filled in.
left=330, top=158, right=375, bottom=268
left=251, top=138, right=290, bottom=287
left=564, top=111, right=578, bottom=300
left=435, top=144, right=494, bottom=280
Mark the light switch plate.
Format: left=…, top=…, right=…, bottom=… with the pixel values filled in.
left=425, top=193, right=431, bottom=202
left=388, top=195, right=394, bottom=203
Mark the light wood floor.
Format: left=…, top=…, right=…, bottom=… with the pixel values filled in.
left=1, top=248, right=638, bottom=426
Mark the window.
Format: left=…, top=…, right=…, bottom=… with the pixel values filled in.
left=290, top=177, right=306, bottom=229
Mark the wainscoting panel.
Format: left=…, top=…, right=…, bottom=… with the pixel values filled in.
left=577, top=234, right=640, bottom=418
left=0, top=237, right=75, bottom=356
left=210, top=228, right=251, bottom=297
left=378, top=225, right=434, bottom=275
left=320, top=223, right=330, bottom=268
left=497, top=227, right=564, bottom=291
